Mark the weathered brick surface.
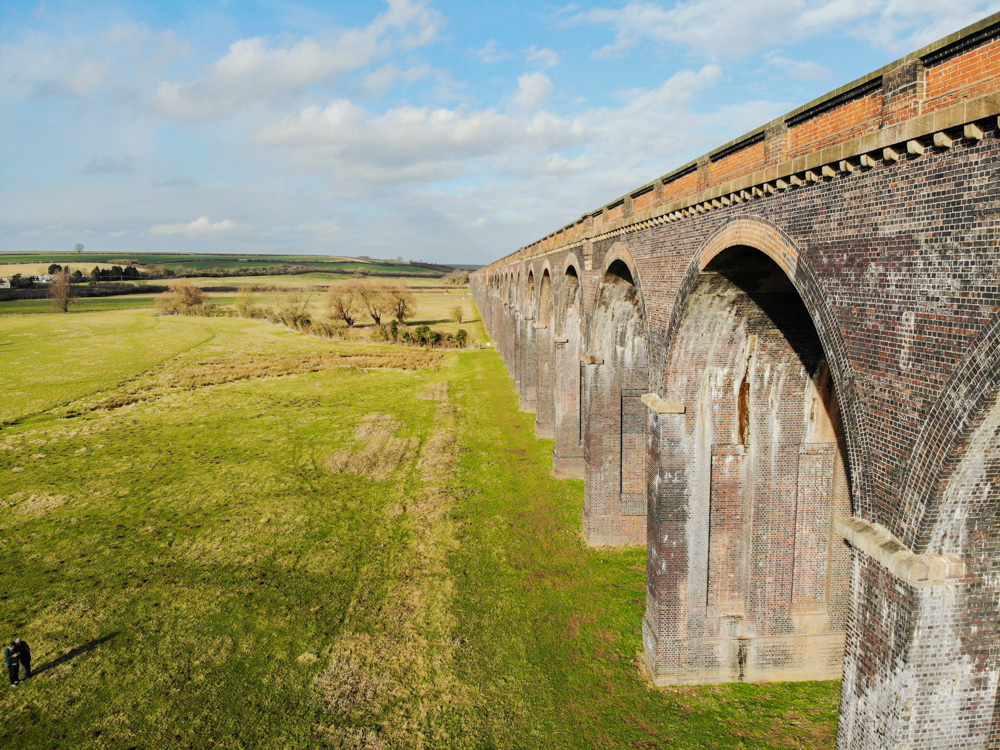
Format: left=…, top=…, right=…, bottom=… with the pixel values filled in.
left=471, top=13, right=1000, bottom=748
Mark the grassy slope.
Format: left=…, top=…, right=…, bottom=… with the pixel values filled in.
left=0, top=309, right=838, bottom=748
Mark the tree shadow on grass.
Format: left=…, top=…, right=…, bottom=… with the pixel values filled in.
left=31, top=632, right=119, bottom=678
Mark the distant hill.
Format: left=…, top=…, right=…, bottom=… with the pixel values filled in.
left=0, top=251, right=461, bottom=279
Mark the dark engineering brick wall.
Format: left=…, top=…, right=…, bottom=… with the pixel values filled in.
left=472, top=14, right=1000, bottom=748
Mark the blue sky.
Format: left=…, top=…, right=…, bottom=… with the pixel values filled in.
left=2, top=1, right=999, bottom=265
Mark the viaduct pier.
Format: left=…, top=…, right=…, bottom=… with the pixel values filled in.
left=472, top=14, right=1000, bottom=749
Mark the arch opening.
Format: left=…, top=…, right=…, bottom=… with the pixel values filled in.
left=646, top=245, right=852, bottom=685
left=518, top=271, right=538, bottom=412
left=582, top=258, right=649, bottom=547
left=535, top=270, right=555, bottom=438
left=553, top=265, right=585, bottom=478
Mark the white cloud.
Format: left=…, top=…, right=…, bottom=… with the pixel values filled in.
left=524, top=45, right=560, bottom=67
left=109, top=229, right=130, bottom=238
left=361, top=63, right=431, bottom=97
left=513, top=72, right=553, bottom=110
left=252, top=62, right=741, bottom=201
left=474, top=39, right=507, bottom=63
left=154, top=0, right=441, bottom=120
left=571, top=0, right=1000, bottom=59
left=256, top=98, right=586, bottom=178
left=762, top=53, right=831, bottom=81
left=148, top=216, right=239, bottom=235
left=0, top=24, right=189, bottom=103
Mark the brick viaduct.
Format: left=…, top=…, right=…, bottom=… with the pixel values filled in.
left=471, top=15, right=1000, bottom=749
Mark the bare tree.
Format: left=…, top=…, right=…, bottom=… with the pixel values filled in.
left=356, top=280, right=391, bottom=325
left=75, top=243, right=84, bottom=254
left=387, top=283, right=416, bottom=324
left=49, top=270, right=74, bottom=313
left=327, top=284, right=360, bottom=327
left=451, top=304, right=464, bottom=324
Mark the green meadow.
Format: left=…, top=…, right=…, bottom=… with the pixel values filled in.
left=0, top=307, right=839, bottom=748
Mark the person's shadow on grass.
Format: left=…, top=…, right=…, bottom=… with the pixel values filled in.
left=30, top=632, right=119, bottom=678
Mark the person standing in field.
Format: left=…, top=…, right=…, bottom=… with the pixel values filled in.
left=4, top=641, right=20, bottom=687
left=13, top=638, right=30, bottom=679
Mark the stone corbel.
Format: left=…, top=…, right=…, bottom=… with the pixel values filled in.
left=965, top=122, right=985, bottom=141
left=640, top=393, right=685, bottom=414
left=553, top=337, right=569, bottom=344
left=580, top=353, right=604, bottom=365
left=532, top=323, right=547, bottom=330
left=836, top=517, right=966, bottom=586
left=933, top=130, right=954, bottom=149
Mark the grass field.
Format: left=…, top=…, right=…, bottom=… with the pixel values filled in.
left=0, top=308, right=839, bottom=748
left=0, top=281, right=480, bottom=340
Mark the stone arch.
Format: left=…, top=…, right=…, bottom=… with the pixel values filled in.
left=645, top=235, right=853, bottom=686
left=511, top=270, right=522, bottom=390
left=895, top=311, right=1000, bottom=550
left=667, top=218, right=872, bottom=522
left=582, top=243, right=650, bottom=546
left=553, top=256, right=586, bottom=478
left=517, top=268, right=538, bottom=412
left=535, top=267, right=556, bottom=439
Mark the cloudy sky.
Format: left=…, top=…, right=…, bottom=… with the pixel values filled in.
left=3, top=0, right=999, bottom=265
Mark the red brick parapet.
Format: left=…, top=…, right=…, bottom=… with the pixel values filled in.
left=481, top=12, right=1000, bottom=271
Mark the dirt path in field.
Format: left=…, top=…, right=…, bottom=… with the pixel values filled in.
left=316, top=381, right=474, bottom=748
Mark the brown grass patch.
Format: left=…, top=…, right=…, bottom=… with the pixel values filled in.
left=93, top=393, right=149, bottom=410
left=169, top=351, right=443, bottom=390
left=3, top=492, right=69, bottom=516
left=767, top=710, right=837, bottom=748
left=327, top=414, right=419, bottom=480
left=416, top=381, right=449, bottom=401
left=316, top=389, right=477, bottom=747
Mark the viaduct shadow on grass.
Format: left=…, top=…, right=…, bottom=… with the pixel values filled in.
left=30, top=632, right=119, bottom=678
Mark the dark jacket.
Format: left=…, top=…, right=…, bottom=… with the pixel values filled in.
left=14, top=641, right=29, bottom=660
left=4, top=647, right=19, bottom=669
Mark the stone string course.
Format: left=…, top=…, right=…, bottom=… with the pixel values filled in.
left=473, top=12, right=1000, bottom=750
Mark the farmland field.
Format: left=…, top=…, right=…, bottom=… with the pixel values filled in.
left=0, top=308, right=839, bottom=748
left=0, top=251, right=447, bottom=278
left=0, top=279, right=478, bottom=339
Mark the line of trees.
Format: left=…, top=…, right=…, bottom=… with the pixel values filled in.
left=151, top=278, right=472, bottom=349
left=327, top=280, right=416, bottom=328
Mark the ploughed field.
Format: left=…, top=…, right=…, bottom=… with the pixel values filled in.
left=0, top=308, right=839, bottom=748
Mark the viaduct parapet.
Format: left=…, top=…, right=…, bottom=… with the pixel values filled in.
left=472, top=14, right=1000, bottom=749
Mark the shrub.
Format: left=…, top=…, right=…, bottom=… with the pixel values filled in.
left=156, top=280, right=210, bottom=314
